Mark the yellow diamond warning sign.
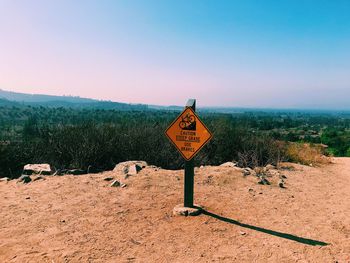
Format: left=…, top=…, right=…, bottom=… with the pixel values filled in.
left=165, top=107, right=213, bottom=160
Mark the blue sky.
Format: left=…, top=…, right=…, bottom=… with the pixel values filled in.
left=0, top=0, right=349, bottom=108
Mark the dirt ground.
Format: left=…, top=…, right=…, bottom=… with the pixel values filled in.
left=1, top=158, right=350, bottom=263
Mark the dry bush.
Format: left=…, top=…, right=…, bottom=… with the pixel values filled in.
left=285, top=142, right=332, bottom=166
left=237, top=136, right=286, bottom=168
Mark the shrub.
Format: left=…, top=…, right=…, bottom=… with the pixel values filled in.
left=285, top=142, right=331, bottom=166
left=237, top=137, right=286, bottom=168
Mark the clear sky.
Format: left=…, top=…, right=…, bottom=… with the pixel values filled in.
left=0, top=0, right=350, bottom=108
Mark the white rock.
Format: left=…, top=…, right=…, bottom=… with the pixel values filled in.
left=113, top=161, right=147, bottom=175
left=127, top=164, right=142, bottom=176
left=0, top=177, right=10, bottom=182
left=173, top=204, right=202, bottom=216
left=23, top=164, right=52, bottom=175
left=219, top=162, right=237, bottom=168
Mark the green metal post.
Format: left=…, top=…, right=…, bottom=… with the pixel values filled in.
left=184, top=99, right=196, bottom=208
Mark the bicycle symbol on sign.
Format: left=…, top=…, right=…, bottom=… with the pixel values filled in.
left=179, top=113, right=196, bottom=131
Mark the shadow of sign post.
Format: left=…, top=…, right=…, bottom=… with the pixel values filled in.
left=202, top=210, right=328, bottom=246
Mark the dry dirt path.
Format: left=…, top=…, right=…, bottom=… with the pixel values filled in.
left=0, top=158, right=349, bottom=262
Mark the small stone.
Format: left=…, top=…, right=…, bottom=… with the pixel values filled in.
left=130, top=238, right=141, bottom=245
left=110, top=180, right=121, bottom=187
left=121, top=183, right=127, bottom=188
left=103, top=177, right=114, bottom=181
left=25, top=196, right=30, bottom=200
left=258, top=178, right=270, bottom=185
left=173, top=204, right=202, bottom=216
left=278, top=179, right=285, bottom=188
left=280, top=175, right=287, bottom=179
left=239, top=231, right=246, bottom=236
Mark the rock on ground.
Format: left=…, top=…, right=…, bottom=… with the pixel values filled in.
left=113, top=161, right=147, bottom=177
left=0, top=177, right=10, bottom=182
left=173, top=204, right=202, bottom=216
left=110, top=180, right=121, bottom=187
left=103, top=176, right=114, bottom=181
left=278, top=179, right=285, bottom=188
left=23, top=164, right=52, bottom=175
left=219, top=162, right=237, bottom=168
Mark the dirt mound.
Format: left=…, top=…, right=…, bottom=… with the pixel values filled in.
left=1, top=159, right=350, bottom=262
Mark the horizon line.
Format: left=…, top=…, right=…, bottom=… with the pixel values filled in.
left=1, top=88, right=350, bottom=112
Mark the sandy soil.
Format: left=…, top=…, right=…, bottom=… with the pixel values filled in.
left=1, top=158, right=350, bottom=263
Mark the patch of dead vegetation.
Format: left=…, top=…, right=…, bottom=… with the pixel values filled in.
left=285, top=142, right=332, bottom=166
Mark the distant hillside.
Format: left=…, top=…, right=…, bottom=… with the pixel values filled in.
left=0, top=89, right=148, bottom=110
left=0, top=98, right=20, bottom=107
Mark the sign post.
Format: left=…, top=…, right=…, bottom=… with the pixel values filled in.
left=165, top=99, right=213, bottom=216
left=184, top=99, right=196, bottom=208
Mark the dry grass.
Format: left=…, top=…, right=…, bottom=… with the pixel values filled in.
left=285, top=142, right=332, bottom=166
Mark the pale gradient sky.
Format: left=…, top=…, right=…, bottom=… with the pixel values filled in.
left=1, top=0, right=350, bottom=108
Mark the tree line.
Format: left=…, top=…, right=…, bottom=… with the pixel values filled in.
left=1, top=105, right=349, bottom=178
